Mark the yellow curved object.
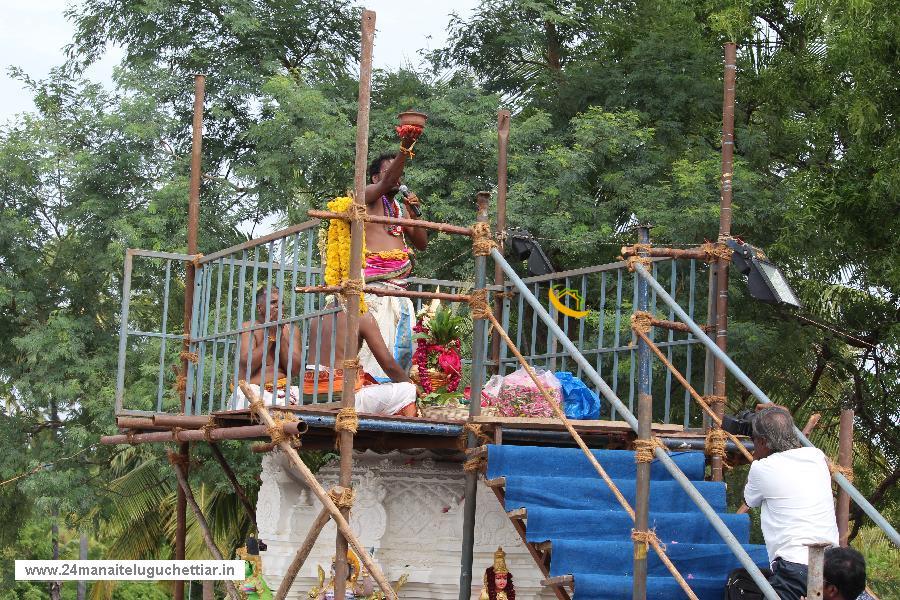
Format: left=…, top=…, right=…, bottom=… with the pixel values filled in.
left=549, top=285, right=590, bottom=319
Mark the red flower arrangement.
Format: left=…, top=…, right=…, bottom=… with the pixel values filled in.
left=413, top=310, right=463, bottom=394
left=395, top=124, right=424, bottom=140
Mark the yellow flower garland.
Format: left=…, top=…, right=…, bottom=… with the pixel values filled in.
left=324, top=196, right=367, bottom=313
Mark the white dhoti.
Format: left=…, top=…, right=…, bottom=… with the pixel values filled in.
left=355, top=381, right=417, bottom=415
left=359, top=284, right=415, bottom=381
left=231, top=382, right=300, bottom=410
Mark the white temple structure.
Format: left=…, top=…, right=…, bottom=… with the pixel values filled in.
left=258, top=449, right=557, bottom=599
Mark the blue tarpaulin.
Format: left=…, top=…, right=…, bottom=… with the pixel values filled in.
left=555, top=371, right=601, bottom=420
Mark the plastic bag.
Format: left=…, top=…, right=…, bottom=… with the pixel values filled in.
left=486, top=367, right=562, bottom=417
left=555, top=371, right=601, bottom=420
left=481, top=374, right=504, bottom=405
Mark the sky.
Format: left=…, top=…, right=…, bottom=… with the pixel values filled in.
left=0, top=0, right=479, bottom=124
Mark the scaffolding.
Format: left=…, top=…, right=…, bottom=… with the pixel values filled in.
left=101, top=10, right=899, bottom=600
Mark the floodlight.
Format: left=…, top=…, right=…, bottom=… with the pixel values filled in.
left=725, top=239, right=802, bottom=308
left=506, top=227, right=555, bottom=276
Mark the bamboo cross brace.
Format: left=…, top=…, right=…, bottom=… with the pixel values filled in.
left=168, top=450, right=242, bottom=600
left=238, top=381, right=397, bottom=600
left=275, top=505, right=332, bottom=600
left=483, top=311, right=699, bottom=600
left=632, top=327, right=754, bottom=462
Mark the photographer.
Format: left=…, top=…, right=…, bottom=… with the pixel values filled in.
left=725, top=406, right=838, bottom=600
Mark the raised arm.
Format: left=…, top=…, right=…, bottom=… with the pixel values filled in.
left=358, top=313, right=410, bottom=383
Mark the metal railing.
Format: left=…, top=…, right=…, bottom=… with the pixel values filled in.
left=114, top=222, right=498, bottom=417
left=497, top=257, right=709, bottom=425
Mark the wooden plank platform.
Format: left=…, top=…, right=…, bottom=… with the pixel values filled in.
left=469, top=415, right=683, bottom=435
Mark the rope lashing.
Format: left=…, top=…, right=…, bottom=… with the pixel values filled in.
left=469, top=289, right=492, bottom=320
left=463, top=456, right=487, bottom=473
left=341, top=278, right=364, bottom=298
left=457, top=423, right=491, bottom=452
left=705, top=427, right=728, bottom=458
left=125, top=431, right=137, bottom=445
left=631, top=311, right=654, bottom=334
left=175, top=374, right=187, bottom=392
left=342, top=202, right=368, bottom=223
left=631, top=528, right=664, bottom=551
left=329, top=486, right=356, bottom=509
left=633, top=437, right=668, bottom=463
left=700, top=242, right=733, bottom=262
left=167, top=449, right=189, bottom=468
left=342, top=358, right=361, bottom=371
left=335, top=408, right=359, bottom=435
left=201, top=418, right=217, bottom=443
left=190, top=253, right=205, bottom=267
left=180, top=351, right=200, bottom=364
left=828, top=459, right=854, bottom=482
left=621, top=242, right=652, bottom=272
left=704, top=395, right=727, bottom=411
left=471, top=221, right=497, bottom=256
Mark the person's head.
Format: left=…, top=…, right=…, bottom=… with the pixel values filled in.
left=254, top=286, right=281, bottom=322
left=751, top=406, right=801, bottom=459
left=368, top=152, right=401, bottom=193
left=823, top=546, right=866, bottom=600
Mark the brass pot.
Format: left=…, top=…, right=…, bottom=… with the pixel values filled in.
left=398, top=110, right=427, bottom=127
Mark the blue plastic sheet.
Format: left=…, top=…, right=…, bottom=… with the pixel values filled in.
left=555, top=371, right=601, bottom=420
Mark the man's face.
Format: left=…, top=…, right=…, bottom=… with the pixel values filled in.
left=256, top=290, right=281, bottom=322
left=373, top=159, right=401, bottom=194
left=752, top=436, right=771, bottom=460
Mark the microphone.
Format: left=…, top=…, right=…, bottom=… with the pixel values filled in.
left=398, top=185, right=421, bottom=218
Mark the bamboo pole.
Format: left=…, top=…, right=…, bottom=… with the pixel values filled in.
left=238, top=382, right=396, bottom=599
left=712, top=43, right=737, bottom=482
left=101, top=422, right=306, bottom=445
left=632, top=226, right=651, bottom=600
left=307, top=209, right=473, bottom=237
left=294, top=285, right=471, bottom=303
left=274, top=506, right=333, bottom=600
left=837, top=408, right=854, bottom=546
left=335, top=10, right=375, bottom=598
left=491, top=110, right=511, bottom=367
left=208, top=442, right=257, bottom=528
left=167, top=450, right=241, bottom=600
left=176, top=74, right=205, bottom=599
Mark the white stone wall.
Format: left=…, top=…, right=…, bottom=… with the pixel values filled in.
left=258, top=450, right=557, bottom=600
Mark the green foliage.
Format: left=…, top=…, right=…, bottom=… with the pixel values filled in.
left=424, top=306, right=467, bottom=346
left=1, top=0, right=898, bottom=587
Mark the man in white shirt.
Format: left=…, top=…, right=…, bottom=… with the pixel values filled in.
left=725, top=406, right=839, bottom=600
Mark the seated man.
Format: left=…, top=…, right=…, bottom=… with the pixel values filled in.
left=726, top=406, right=839, bottom=600
left=233, top=286, right=300, bottom=407
left=821, top=546, right=866, bottom=600
left=301, top=303, right=417, bottom=417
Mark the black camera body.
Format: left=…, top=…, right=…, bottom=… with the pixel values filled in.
left=722, top=409, right=756, bottom=437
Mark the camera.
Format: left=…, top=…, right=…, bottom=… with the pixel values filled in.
left=722, top=409, right=756, bottom=437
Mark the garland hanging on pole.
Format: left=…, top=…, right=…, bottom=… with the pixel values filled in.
left=324, top=196, right=367, bottom=313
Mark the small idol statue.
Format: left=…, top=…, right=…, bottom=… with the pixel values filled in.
left=237, top=537, right=273, bottom=600
left=308, top=550, right=408, bottom=600
left=479, top=546, right=515, bottom=600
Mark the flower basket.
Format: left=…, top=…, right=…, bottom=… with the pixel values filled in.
left=410, top=365, right=450, bottom=391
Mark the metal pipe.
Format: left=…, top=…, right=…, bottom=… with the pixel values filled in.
left=333, top=11, right=375, bottom=599
left=458, top=192, right=491, bottom=600
left=197, top=219, right=320, bottom=265
left=307, top=209, right=473, bottom=237
left=102, top=422, right=306, bottom=445
left=633, top=226, right=651, bottom=600
left=491, top=110, right=510, bottom=367
left=837, top=407, right=854, bottom=546
left=633, top=262, right=900, bottom=547
left=494, top=250, right=780, bottom=598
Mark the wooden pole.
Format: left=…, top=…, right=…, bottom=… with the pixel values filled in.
left=333, top=10, right=376, bottom=599
left=837, top=407, right=854, bottom=545
left=168, top=450, right=241, bottom=600
left=208, top=442, right=257, bottom=529
left=176, top=73, right=205, bottom=600
left=712, top=43, right=736, bottom=482
left=491, top=110, right=511, bottom=368
left=274, top=506, right=332, bottom=600
left=238, top=382, right=396, bottom=599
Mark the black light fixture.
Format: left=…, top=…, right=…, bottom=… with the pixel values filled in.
left=506, top=227, right=555, bottom=276
left=725, top=238, right=802, bottom=308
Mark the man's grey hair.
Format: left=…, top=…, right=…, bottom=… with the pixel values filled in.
left=752, top=406, right=802, bottom=453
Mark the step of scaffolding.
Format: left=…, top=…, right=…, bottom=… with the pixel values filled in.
left=485, top=444, right=769, bottom=600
